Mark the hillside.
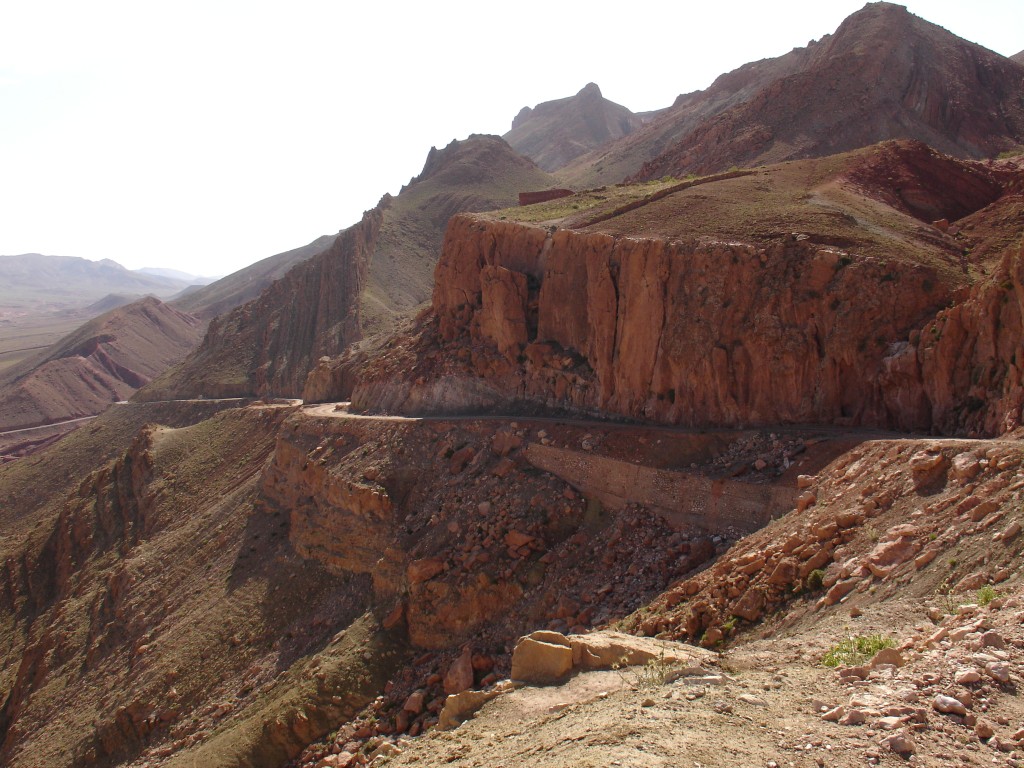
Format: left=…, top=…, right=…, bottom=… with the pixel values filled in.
left=503, top=83, right=644, bottom=172
left=559, top=2, right=1024, bottom=186
left=0, top=296, right=202, bottom=431
left=172, top=235, right=336, bottom=321
left=140, top=135, right=553, bottom=401
left=1012, top=49, right=1024, bottom=64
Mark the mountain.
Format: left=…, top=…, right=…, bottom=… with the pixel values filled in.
left=140, top=135, right=553, bottom=401
left=136, top=267, right=218, bottom=285
left=503, top=83, right=644, bottom=172
left=560, top=2, right=1024, bottom=185
left=0, top=254, right=191, bottom=312
left=0, top=296, right=202, bottom=431
left=171, top=235, right=336, bottom=320
left=1012, top=49, right=1024, bottom=64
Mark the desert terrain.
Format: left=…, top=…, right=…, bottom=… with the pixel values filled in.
left=1, top=3, right=1023, bottom=768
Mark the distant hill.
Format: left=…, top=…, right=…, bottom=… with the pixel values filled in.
left=561, top=2, right=1024, bottom=185
left=141, top=135, right=554, bottom=400
left=0, top=254, right=190, bottom=312
left=0, top=296, right=202, bottom=431
left=172, top=235, right=336, bottom=320
left=503, top=83, right=644, bottom=172
left=137, top=267, right=218, bottom=285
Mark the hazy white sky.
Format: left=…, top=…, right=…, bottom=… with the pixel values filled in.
left=1, top=1, right=1021, bottom=277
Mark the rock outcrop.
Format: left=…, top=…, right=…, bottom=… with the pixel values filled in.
left=356, top=213, right=953, bottom=429
left=141, top=207, right=383, bottom=400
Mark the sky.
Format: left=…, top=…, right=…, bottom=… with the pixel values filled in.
left=1, top=1, right=1022, bottom=278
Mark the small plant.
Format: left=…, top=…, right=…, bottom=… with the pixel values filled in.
left=977, top=585, right=999, bottom=606
left=805, top=569, right=826, bottom=592
left=721, top=616, right=738, bottom=636
left=941, top=592, right=962, bottom=615
left=822, top=634, right=895, bottom=667
left=612, top=647, right=681, bottom=690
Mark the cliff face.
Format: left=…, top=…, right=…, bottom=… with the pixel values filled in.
left=422, top=215, right=953, bottom=428
left=352, top=197, right=1024, bottom=435
left=346, top=143, right=1024, bottom=437
left=881, top=197, right=1024, bottom=435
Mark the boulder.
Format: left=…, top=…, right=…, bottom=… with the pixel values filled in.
left=444, top=647, right=475, bottom=695
left=510, top=634, right=574, bottom=684
left=437, top=687, right=505, bottom=730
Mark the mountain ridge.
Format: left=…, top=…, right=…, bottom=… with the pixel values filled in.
left=553, top=2, right=1024, bottom=187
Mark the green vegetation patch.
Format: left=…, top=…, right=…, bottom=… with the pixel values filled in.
left=977, top=585, right=999, bottom=606
left=822, top=634, right=895, bottom=667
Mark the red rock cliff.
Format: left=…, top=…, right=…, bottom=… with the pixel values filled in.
left=359, top=198, right=1024, bottom=436
left=419, top=214, right=952, bottom=428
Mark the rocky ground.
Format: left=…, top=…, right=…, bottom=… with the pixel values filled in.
left=257, top=419, right=1024, bottom=768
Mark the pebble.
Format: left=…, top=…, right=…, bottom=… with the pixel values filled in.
left=933, top=695, right=967, bottom=716
left=954, top=667, right=982, bottom=685
left=880, top=732, right=916, bottom=755
left=986, top=661, right=1011, bottom=683
left=738, top=694, right=768, bottom=707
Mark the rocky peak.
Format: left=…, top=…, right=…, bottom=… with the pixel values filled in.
left=504, top=83, right=642, bottom=172
left=405, top=135, right=528, bottom=190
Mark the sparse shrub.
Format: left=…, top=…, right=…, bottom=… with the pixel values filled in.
left=822, top=635, right=895, bottom=667
left=721, top=616, right=738, bottom=636
left=805, top=569, right=826, bottom=592
left=977, top=585, right=998, bottom=606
